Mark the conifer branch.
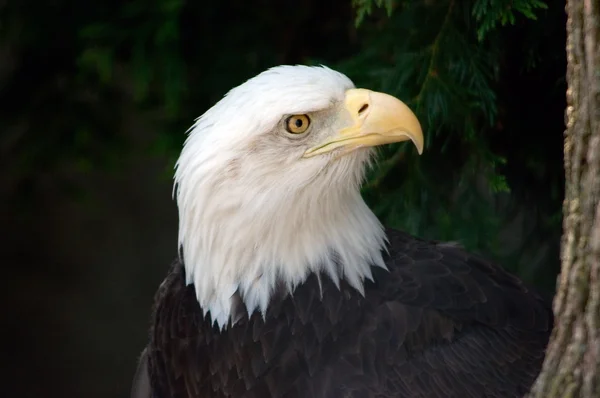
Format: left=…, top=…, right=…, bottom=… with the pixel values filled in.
left=414, top=0, right=456, bottom=105
left=366, top=0, right=456, bottom=192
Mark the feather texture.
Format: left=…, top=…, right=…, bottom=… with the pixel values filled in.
left=134, top=228, right=552, bottom=398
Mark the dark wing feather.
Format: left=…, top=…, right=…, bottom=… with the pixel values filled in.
left=138, top=228, right=552, bottom=398
left=343, top=229, right=552, bottom=398
left=381, top=229, right=551, bottom=332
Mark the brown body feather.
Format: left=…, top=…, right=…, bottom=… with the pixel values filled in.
left=133, top=229, right=552, bottom=398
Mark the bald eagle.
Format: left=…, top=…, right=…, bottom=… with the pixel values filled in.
left=132, top=65, right=552, bottom=398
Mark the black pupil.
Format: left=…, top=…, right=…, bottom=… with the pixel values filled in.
left=294, top=118, right=303, bottom=128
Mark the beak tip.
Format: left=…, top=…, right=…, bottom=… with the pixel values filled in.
left=416, top=141, right=424, bottom=155
left=409, top=131, right=424, bottom=155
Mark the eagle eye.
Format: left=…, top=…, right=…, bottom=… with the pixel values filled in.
left=285, top=114, right=311, bottom=134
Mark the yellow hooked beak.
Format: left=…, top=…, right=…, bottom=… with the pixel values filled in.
left=303, top=88, right=424, bottom=158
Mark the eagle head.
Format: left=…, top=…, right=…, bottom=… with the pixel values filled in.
left=174, top=65, right=423, bottom=328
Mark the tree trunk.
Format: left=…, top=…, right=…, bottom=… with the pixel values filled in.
left=527, top=0, right=600, bottom=397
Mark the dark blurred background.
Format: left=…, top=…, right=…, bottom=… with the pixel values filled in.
left=1, top=0, right=565, bottom=397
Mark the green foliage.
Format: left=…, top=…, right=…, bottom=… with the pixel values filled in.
left=337, top=2, right=504, bottom=232
left=77, top=0, right=186, bottom=115
left=337, top=0, right=563, bottom=288
left=472, top=0, right=548, bottom=41
left=352, top=0, right=395, bottom=26
left=1, top=0, right=565, bottom=291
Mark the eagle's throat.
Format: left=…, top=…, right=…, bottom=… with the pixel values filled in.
left=177, top=186, right=387, bottom=330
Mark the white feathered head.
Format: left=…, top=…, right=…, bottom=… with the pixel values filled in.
left=174, top=65, right=423, bottom=328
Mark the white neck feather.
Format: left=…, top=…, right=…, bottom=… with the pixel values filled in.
left=175, top=164, right=387, bottom=329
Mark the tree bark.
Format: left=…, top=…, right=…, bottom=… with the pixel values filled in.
left=527, top=0, right=600, bottom=397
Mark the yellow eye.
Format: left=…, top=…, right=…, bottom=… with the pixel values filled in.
left=285, top=114, right=311, bottom=134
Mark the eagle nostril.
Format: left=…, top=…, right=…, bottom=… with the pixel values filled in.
left=358, top=103, right=369, bottom=115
